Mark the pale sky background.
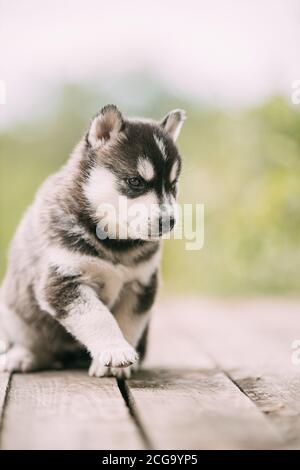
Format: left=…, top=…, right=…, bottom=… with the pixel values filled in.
left=1, top=0, right=300, bottom=127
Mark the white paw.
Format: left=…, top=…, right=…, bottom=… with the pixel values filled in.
left=0, top=345, right=38, bottom=372
left=88, top=360, right=108, bottom=378
left=88, top=361, right=139, bottom=379
left=109, top=363, right=139, bottom=379
left=89, top=342, right=138, bottom=377
left=98, top=342, right=138, bottom=368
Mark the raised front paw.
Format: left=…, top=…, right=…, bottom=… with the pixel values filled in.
left=89, top=361, right=139, bottom=379
left=89, top=342, right=138, bottom=377
left=109, top=363, right=139, bottom=379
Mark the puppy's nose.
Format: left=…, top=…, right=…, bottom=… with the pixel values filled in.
left=169, top=216, right=175, bottom=230
left=158, top=215, right=175, bottom=234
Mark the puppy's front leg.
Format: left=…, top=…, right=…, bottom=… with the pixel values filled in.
left=104, top=272, right=158, bottom=379
left=43, top=274, right=138, bottom=372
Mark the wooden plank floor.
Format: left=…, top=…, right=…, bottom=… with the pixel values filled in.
left=0, top=298, right=299, bottom=449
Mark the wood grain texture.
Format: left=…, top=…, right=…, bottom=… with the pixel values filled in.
left=1, top=299, right=299, bottom=449
left=229, top=370, right=300, bottom=448
left=1, top=370, right=143, bottom=450
left=163, top=297, right=300, bottom=372
left=155, top=298, right=300, bottom=449
left=185, top=299, right=300, bottom=448
left=128, top=368, right=282, bottom=449
left=144, top=305, right=214, bottom=370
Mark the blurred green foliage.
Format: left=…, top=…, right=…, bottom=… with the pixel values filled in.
left=1, top=82, right=300, bottom=295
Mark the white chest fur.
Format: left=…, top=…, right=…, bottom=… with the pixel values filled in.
left=47, top=247, right=160, bottom=309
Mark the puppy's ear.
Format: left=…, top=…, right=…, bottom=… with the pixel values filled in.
left=160, top=109, right=186, bottom=142
left=87, top=105, right=124, bottom=148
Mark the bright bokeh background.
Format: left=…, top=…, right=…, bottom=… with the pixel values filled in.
left=1, top=0, right=300, bottom=295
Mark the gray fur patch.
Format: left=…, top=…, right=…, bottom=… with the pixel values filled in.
left=45, top=267, right=81, bottom=320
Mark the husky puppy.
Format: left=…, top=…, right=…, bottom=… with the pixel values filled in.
left=0, top=105, right=185, bottom=378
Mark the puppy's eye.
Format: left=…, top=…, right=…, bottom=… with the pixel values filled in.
left=127, top=176, right=144, bottom=188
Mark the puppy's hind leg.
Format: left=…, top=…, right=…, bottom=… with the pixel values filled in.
left=0, top=344, right=41, bottom=372
left=0, top=302, right=54, bottom=372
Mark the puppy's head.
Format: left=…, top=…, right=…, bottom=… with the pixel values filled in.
left=83, top=105, right=185, bottom=241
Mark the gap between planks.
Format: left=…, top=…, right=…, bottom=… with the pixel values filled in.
left=117, top=378, right=154, bottom=449
left=1, top=299, right=299, bottom=450
left=0, top=371, right=146, bottom=450
left=156, top=298, right=300, bottom=449
left=125, top=303, right=285, bottom=450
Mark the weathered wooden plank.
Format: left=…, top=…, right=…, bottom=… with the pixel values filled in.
left=144, top=305, right=214, bottom=370
left=128, top=369, right=282, bottom=449
left=168, top=298, right=300, bottom=372
left=128, top=302, right=283, bottom=449
left=1, top=299, right=298, bottom=449
left=154, top=298, right=299, bottom=378
left=162, top=298, right=300, bottom=448
left=203, top=303, right=300, bottom=448
left=229, top=370, right=300, bottom=448
left=1, top=370, right=144, bottom=450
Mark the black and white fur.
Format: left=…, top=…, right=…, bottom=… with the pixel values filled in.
left=0, top=105, right=185, bottom=378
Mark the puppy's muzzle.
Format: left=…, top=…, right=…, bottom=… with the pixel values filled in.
left=157, top=215, right=176, bottom=235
